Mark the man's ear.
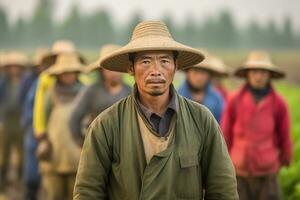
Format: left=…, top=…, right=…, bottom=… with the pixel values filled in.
left=174, top=60, right=179, bottom=71
left=127, top=65, right=134, bottom=76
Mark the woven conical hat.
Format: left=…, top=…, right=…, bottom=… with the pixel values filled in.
left=100, top=21, right=204, bottom=73
left=235, top=50, right=285, bottom=79
left=32, top=48, right=50, bottom=67
left=42, top=40, right=86, bottom=65
left=183, top=49, right=229, bottom=77
left=45, top=53, right=83, bottom=76
left=85, top=44, right=121, bottom=73
left=0, top=52, right=6, bottom=68
left=3, top=51, right=28, bottom=67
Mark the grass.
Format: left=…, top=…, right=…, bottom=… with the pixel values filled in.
left=276, top=83, right=300, bottom=200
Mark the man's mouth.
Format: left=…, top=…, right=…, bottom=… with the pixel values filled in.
left=146, top=79, right=166, bottom=84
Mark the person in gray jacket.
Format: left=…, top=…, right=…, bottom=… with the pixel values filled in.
left=69, top=44, right=131, bottom=146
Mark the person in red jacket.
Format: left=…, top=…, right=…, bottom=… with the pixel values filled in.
left=221, top=50, right=292, bottom=200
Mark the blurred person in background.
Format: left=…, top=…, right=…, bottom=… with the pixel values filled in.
left=36, top=53, right=84, bottom=200
left=18, top=49, right=49, bottom=108
left=210, top=56, right=230, bottom=101
left=21, top=49, right=52, bottom=200
left=0, top=52, right=6, bottom=192
left=69, top=44, right=131, bottom=146
left=33, top=40, right=89, bottom=146
left=0, top=52, right=5, bottom=80
left=221, top=50, right=293, bottom=200
left=0, top=52, right=28, bottom=191
left=178, top=51, right=225, bottom=123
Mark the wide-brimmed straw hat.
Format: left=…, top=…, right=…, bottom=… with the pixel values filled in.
left=0, top=52, right=5, bottom=68
left=32, top=48, right=50, bottom=67
left=85, top=44, right=121, bottom=73
left=183, top=50, right=229, bottom=77
left=100, top=21, right=204, bottom=73
left=3, top=51, right=29, bottom=68
left=45, top=53, right=83, bottom=76
left=42, top=40, right=86, bottom=65
left=234, top=50, right=285, bottom=79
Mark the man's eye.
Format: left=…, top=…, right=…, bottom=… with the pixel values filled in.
left=162, top=59, right=170, bottom=64
left=142, top=60, right=150, bottom=64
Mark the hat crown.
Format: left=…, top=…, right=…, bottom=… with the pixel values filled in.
left=246, top=50, right=272, bottom=63
left=52, top=40, right=76, bottom=54
left=99, top=44, right=120, bottom=58
left=6, top=51, right=28, bottom=65
left=55, top=53, right=81, bottom=66
left=34, top=48, right=50, bottom=65
left=131, top=21, right=173, bottom=41
left=189, top=50, right=228, bottom=75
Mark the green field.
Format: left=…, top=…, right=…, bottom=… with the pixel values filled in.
left=277, top=84, right=300, bottom=199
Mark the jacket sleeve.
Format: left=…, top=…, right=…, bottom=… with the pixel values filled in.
left=202, top=109, right=238, bottom=200
left=220, top=96, right=236, bottom=151
left=69, top=87, right=92, bottom=142
left=33, top=73, right=55, bottom=136
left=277, top=98, right=292, bottom=166
left=21, top=80, right=38, bottom=129
left=73, top=115, right=112, bottom=200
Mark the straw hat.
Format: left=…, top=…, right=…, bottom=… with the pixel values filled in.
left=0, top=52, right=5, bottom=68
left=100, top=21, right=204, bottom=73
left=32, top=48, right=50, bottom=67
left=45, top=53, right=83, bottom=76
left=234, top=50, right=285, bottom=79
left=85, top=44, right=121, bottom=73
left=3, top=51, right=29, bottom=68
left=183, top=50, right=229, bottom=77
left=42, top=40, right=86, bottom=65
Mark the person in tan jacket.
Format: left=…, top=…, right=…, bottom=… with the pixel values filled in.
left=36, top=53, right=84, bottom=200
left=0, top=52, right=28, bottom=190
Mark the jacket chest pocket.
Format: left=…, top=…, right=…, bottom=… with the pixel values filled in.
left=176, top=154, right=201, bottom=199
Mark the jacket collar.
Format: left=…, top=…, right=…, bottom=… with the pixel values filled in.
left=132, top=84, right=179, bottom=115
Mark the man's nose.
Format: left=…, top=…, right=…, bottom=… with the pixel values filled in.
left=150, top=60, right=162, bottom=76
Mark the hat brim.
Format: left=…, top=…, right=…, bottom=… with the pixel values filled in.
left=84, top=59, right=102, bottom=73
left=3, top=63, right=27, bottom=68
left=45, top=65, right=83, bottom=76
left=183, top=64, right=229, bottom=77
left=100, top=37, right=204, bottom=73
left=234, top=65, right=285, bottom=79
left=42, top=52, right=86, bottom=66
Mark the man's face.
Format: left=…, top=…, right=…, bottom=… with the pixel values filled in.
left=247, top=69, right=271, bottom=89
left=186, top=68, right=211, bottom=91
left=58, top=72, right=78, bottom=86
left=5, top=65, right=23, bottom=78
left=129, top=50, right=176, bottom=96
left=101, top=68, right=123, bottom=86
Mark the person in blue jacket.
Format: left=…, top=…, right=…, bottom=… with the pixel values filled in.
left=178, top=51, right=225, bottom=123
left=21, top=49, right=51, bottom=200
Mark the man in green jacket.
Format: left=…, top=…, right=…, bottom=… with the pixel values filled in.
left=74, top=21, right=238, bottom=200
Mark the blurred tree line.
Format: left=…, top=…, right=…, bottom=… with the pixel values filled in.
left=0, top=0, right=299, bottom=49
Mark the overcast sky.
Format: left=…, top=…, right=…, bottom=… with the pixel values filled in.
left=1, top=0, right=300, bottom=31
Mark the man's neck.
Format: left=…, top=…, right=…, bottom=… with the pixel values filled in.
left=247, top=83, right=271, bottom=102
left=188, top=83, right=206, bottom=103
left=191, top=90, right=205, bottom=103
left=138, top=88, right=171, bottom=116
